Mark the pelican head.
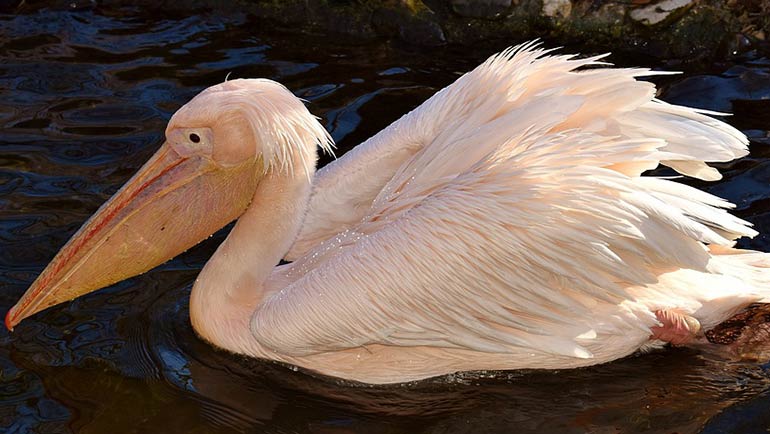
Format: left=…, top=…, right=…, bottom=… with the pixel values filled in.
left=6, top=79, right=330, bottom=330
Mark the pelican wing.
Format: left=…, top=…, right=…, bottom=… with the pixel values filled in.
left=258, top=44, right=754, bottom=360
left=288, top=43, right=748, bottom=260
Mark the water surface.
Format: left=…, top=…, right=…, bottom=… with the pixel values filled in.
left=2, top=7, right=770, bottom=433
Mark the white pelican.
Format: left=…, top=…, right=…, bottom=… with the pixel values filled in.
left=6, top=42, right=770, bottom=384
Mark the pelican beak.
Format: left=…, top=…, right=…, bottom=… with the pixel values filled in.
left=5, top=142, right=262, bottom=330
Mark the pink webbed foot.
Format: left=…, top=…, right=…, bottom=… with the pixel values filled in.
left=650, top=309, right=702, bottom=346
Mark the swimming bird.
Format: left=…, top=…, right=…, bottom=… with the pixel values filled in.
left=6, top=42, right=770, bottom=384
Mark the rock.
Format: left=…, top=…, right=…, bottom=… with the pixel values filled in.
left=173, top=0, right=769, bottom=63
left=372, top=5, right=447, bottom=46
left=542, top=0, right=572, bottom=20
left=450, top=0, right=512, bottom=19
left=706, top=304, right=770, bottom=363
left=734, top=323, right=770, bottom=362
left=629, top=0, right=695, bottom=26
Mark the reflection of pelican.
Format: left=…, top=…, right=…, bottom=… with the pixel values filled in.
left=7, top=43, right=770, bottom=384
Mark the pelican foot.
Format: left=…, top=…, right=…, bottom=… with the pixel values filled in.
left=650, top=308, right=701, bottom=346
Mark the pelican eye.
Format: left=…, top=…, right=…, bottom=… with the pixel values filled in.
left=189, top=133, right=201, bottom=143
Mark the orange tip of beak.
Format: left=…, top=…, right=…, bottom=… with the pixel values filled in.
left=5, top=309, right=14, bottom=332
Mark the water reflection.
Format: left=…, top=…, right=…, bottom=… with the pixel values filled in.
left=1, top=6, right=770, bottom=434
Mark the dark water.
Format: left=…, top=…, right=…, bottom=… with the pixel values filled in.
left=2, top=6, right=770, bottom=434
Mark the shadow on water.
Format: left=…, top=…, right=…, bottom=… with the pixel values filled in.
left=1, top=6, right=770, bottom=434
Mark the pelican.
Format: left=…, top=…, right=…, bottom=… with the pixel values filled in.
left=6, top=42, right=770, bottom=384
